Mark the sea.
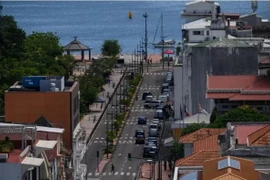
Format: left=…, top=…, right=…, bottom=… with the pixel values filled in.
left=2, top=1, right=270, bottom=54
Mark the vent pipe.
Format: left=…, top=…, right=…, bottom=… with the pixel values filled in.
left=50, top=83, right=56, bottom=92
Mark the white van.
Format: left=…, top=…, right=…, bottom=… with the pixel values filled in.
left=158, top=95, right=168, bottom=103
left=144, top=100, right=162, bottom=109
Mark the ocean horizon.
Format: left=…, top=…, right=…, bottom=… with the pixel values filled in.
left=2, top=1, right=270, bottom=54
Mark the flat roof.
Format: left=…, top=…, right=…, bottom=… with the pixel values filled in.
left=21, top=157, right=44, bottom=166
left=0, top=122, right=64, bottom=134
left=36, top=140, right=57, bottom=149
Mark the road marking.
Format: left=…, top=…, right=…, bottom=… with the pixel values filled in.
left=94, top=141, right=97, bottom=143
left=126, top=172, right=131, bottom=176
left=103, top=172, right=106, bottom=175
left=132, top=173, right=136, bottom=176
left=121, top=172, right=124, bottom=175
left=118, top=153, right=121, bottom=156
left=95, top=172, right=100, bottom=176
left=88, top=173, right=92, bottom=176
left=128, top=167, right=132, bottom=170
left=108, top=172, right=112, bottom=175
left=115, top=172, right=119, bottom=175
left=96, top=137, right=99, bottom=139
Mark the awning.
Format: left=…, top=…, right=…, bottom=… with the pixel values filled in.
left=164, top=137, right=174, bottom=147
left=21, top=157, right=44, bottom=166
left=93, top=96, right=106, bottom=103
left=164, top=49, right=174, bottom=55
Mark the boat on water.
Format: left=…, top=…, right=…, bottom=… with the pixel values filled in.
left=153, top=39, right=176, bottom=48
left=152, top=13, right=176, bottom=49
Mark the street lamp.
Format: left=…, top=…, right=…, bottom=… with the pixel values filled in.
left=143, top=12, right=149, bottom=73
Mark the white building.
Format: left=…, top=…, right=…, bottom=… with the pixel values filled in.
left=73, top=123, right=87, bottom=180
left=181, top=0, right=220, bottom=23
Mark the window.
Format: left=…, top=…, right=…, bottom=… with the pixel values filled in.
left=73, top=95, right=79, bottom=115
left=222, top=105, right=229, bottom=109
left=207, top=31, right=210, bottom=36
left=193, top=31, right=201, bottom=35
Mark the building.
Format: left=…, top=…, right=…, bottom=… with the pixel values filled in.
left=206, top=75, right=270, bottom=115
left=174, top=156, right=261, bottom=180
left=0, top=123, right=67, bottom=180
left=181, top=0, right=221, bottom=23
left=175, top=37, right=258, bottom=118
left=73, top=123, right=87, bottom=180
left=5, top=76, right=80, bottom=149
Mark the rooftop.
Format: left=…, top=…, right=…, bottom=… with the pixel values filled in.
left=193, top=134, right=221, bottom=153
left=234, top=124, right=267, bottom=145
left=193, top=37, right=251, bottom=48
left=6, top=76, right=77, bottom=93
left=179, top=128, right=226, bottom=143
left=247, top=125, right=270, bottom=146
left=207, top=75, right=270, bottom=101
left=175, top=151, right=220, bottom=167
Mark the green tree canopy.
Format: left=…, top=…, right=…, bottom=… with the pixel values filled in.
left=180, top=123, right=207, bottom=136
left=211, top=105, right=270, bottom=128
left=101, top=40, right=121, bottom=57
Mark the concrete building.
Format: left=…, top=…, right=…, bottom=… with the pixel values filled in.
left=181, top=0, right=221, bottom=23
left=207, top=75, right=270, bottom=115
left=174, top=37, right=258, bottom=119
left=5, top=76, right=80, bottom=150
left=0, top=123, right=67, bottom=180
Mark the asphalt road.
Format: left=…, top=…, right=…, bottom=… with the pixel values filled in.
left=99, top=68, right=168, bottom=180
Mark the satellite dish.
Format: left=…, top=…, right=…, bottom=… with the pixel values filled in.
left=251, top=0, right=258, bottom=13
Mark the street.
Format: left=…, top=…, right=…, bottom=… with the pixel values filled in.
left=87, top=67, right=169, bottom=180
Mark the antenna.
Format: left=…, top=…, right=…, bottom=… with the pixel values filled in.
left=251, top=0, right=258, bottom=13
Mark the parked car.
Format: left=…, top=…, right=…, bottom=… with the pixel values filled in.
left=145, top=95, right=154, bottom=102
left=152, top=119, right=161, bottom=129
left=142, top=91, right=152, bottom=100
left=143, top=145, right=158, bottom=158
left=149, top=129, right=159, bottom=137
left=161, top=83, right=169, bottom=93
left=149, top=123, right=158, bottom=131
left=144, top=100, right=162, bottom=109
left=135, top=129, right=145, bottom=144
left=154, top=109, right=164, bottom=120
left=158, top=95, right=168, bottom=103
left=147, top=137, right=158, bottom=146
left=137, top=116, right=147, bottom=125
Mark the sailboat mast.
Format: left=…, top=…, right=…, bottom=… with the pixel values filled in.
left=161, top=13, right=165, bottom=69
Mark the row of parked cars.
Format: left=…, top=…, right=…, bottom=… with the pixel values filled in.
left=134, top=71, right=174, bottom=158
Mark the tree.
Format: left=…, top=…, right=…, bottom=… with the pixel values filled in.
left=170, top=141, right=184, bottom=160
left=212, top=105, right=270, bottom=128
left=101, top=40, right=121, bottom=57
left=210, top=106, right=217, bottom=124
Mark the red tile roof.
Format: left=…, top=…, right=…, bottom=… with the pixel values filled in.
left=193, top=135, right=220, bottom=153
left=175, top=151, right=220, bottom=166
left=247, top=125, right=270, bottom=146
left=179, top=128, right=226, bottom=143
left=234, top=124, right=266, bottom=144
left=207, top=75, right=270, bottom=101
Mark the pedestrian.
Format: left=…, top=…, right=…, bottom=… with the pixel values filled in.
left=111, top=164, right=115, bottom=173
left=164, top=160, right=167, bottom=170
left=168, top=161, right=172, bottom=171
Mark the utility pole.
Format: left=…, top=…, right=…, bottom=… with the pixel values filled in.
left=161, top=13, right=165, bottom=69
left=143, top=12, right=149, bottom=73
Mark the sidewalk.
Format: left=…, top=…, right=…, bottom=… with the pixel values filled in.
left=79, top=69, right=123, bottom=141
left=138, top=161, right=172, bottom=180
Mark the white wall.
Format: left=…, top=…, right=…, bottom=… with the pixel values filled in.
left=174, top=66, right=182, bottom=120
left=210, top=29, right=226, bottom=39
left=185, top=2, right=215, bottom=14
left=0, top=163, right=21, bottom=179
left=188, top=29, right=206, bottom=43
left=184, top=143, right=193, bottom=157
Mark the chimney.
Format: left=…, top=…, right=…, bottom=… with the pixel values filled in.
left=227, top=18, right=231, bottom=28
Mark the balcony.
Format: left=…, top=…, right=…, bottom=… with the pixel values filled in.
left=181, top=10, right=213, bottom=17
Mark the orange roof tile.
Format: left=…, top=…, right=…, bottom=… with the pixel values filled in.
left=212, top=173, right=247, bottom=180
left=175, top=151, right=220, bottom=166
left=234, top=124, right=267, bottom=144
left=193, top=135, right=220, bottom=153
left=247, top=125, right=270, bottom=146
left=207, top=75, right=270, bottom=101
left=179, top=128, right=226, bottom=143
